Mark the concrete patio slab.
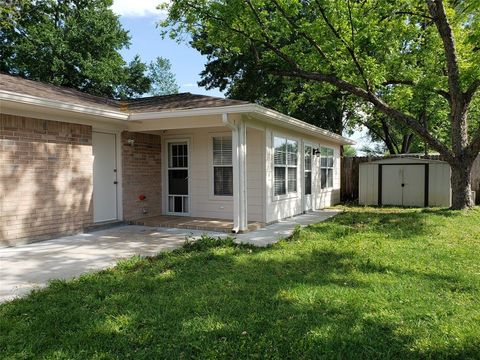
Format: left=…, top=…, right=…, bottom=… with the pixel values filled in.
left=0, top=226, right=227, bottom=303
left=234, top=210, right=342, bottom=246
left=0, top=209, right=340, bottom=303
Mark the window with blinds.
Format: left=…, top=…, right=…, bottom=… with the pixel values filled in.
left=213, top=136, right=233, bottom=196
left=274, top=136, right=297, bottom=196
left=320, top=147, right=334, bottom=189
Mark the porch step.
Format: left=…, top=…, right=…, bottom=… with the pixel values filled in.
left=85, top=221, right=124, bottom=233
left=130, top=215, right=264, bottom=234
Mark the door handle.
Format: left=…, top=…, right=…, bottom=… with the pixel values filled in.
left=114, top=181, right=118, bottom=185
left=401, top=183, right=405, bottom=187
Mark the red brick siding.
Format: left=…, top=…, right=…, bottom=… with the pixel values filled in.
left=0, top=114, right=93, bottom=246
left=122, top=131, right=162, bottom=220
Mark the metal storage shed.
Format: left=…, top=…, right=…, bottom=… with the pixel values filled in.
left=359, top=157, right=451, bottom=207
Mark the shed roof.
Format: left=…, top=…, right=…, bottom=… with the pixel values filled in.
left=361, top=157, right=448, bottom=165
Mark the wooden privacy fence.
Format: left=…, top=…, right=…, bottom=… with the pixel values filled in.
left=341, top=155, right=480, bottom=204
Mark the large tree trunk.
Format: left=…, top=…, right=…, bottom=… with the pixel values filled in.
left=450, top=160, right=473, bottom=209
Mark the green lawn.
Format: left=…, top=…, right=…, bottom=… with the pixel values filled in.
left=1, top=207, right=479, bottom=359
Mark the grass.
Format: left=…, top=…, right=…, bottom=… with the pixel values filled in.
left=1, top=207, right=480, bottom=359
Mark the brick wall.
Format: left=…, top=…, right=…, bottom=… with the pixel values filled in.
left=0, top=114, right=93, bottom=246
left=122, top=131, right=162, bottom=220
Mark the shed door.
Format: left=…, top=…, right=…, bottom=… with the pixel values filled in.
left=402, top=165, right=425, bottom=207
left=381, top=165, right=403, bottom=205
left=93, top=132, right=118, bottom=222
left=381, top=165, right=426, bottom=207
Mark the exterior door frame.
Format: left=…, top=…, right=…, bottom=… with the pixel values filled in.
left=92, top=131, right=119, bottom=223
left=164, top=138, right=191, bottom=216
left=303, top=142, right=314, bottom=212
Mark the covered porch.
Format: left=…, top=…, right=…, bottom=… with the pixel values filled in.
left=131, top=215, right=264, bottom=233
left=128, top=108, right=260, bottom=233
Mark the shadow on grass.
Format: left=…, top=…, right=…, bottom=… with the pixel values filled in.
left=1, top=226, right=478, bottom=360
left=0, top=209, right=480, bottom=359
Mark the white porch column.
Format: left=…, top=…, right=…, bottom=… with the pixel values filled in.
left=222, top=114, right=248, bottom=232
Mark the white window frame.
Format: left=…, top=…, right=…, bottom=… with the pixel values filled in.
left=272, top=134, right=299, bottom=200
left=320, top=146, right=335, bottom=189
left=212, top=135, right=233, bottom=197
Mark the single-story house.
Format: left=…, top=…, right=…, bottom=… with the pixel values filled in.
left=0, top=74, right=354, bottom=246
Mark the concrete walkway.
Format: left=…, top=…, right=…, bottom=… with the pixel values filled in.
left=0, top=210, right=340, bottom=302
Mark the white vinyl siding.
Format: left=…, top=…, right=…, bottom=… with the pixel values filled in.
left=274, top=136, right=298, bottom=196
left=320, top=147, right=334, bottom=189
left=212, top=136, right=233, bottom=196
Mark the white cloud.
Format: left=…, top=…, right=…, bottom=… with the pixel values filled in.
left=111, top=0, right=169, bottom=17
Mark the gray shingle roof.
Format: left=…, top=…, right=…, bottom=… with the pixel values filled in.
left=0, top=73, right=248, bottom=113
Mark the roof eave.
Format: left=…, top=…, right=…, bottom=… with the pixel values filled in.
left=128, top=104, right=355, bottom=145
left=0, top=90, right=128, bottom=120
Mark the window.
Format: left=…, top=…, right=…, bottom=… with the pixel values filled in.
left=274, top=136, right=298, bottom=196
left=321, top=147, right=334, bottom=189
left=304, top=145, right=312, bottom=195
left=213, top=136, right=233, bottom=196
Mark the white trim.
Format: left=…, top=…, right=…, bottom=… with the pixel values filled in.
left=208, top=132, right=234, bottom=201
left=130, top=104, right=354, bottom=145
left=164, top=138, right=191, bottom=216
left=0, top=90, right=128, bottom=120
left=2, top=91, right=354, bottom=145
left=303, top=142, right=314, bottom=212
left=271, top=132, right=300, bottom=202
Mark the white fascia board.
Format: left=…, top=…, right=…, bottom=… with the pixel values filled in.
left=1, top=89, right=355, bottom=145
left=249, top=104, right=356, bottom=145
left=128, top=104, right=253, bottom=120
left=0, top=90, right=128, bottom=120
left=128, top=104, right=355, bottom=145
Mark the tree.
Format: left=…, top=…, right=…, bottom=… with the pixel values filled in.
left=195, top=35, right=355, bottom=134
left=0, top=0, right=151, bottom=98
left=162, top=0, right=480, bottom=209
left=148, top=57, right=180, bottom=96
left=342, top=145, right=357, bottom=157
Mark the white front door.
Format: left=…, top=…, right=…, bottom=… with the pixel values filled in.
left=92, top=132, right=118, bottom=222
left=167, top=141, right=189, bottom=215
left=304, top=144, right=313, bottom=211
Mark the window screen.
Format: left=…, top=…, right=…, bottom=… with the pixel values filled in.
left=274, top=136, right=297, bottom=196
left=320, top=147, right=334, bottom=189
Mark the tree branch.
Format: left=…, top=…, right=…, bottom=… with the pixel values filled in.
left=464, top=79, right=480, bottom=104
left=427, top=0, right=462, bottom=105
left=383, top=79, right=450, bottom=101
left=287, top=69, right=454, bottom=160
left=269, top=0, right=330, bottom=63
left=314, top=0, right=372, bottom=92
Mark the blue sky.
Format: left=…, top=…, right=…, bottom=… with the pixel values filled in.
left=115, top=2, right=223, bottom=97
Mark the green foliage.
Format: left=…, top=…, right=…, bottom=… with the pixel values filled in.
left=148, top=56, right=180, bottom=96
left=0, top=0, right=151, bottom=98
left=1, top=207, right=480, bottom=358
left=342, top=144, right=357, bottom=157
left=161, top=0, right=480, bottom=153
left=195, top=35, right=357, bottom=134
